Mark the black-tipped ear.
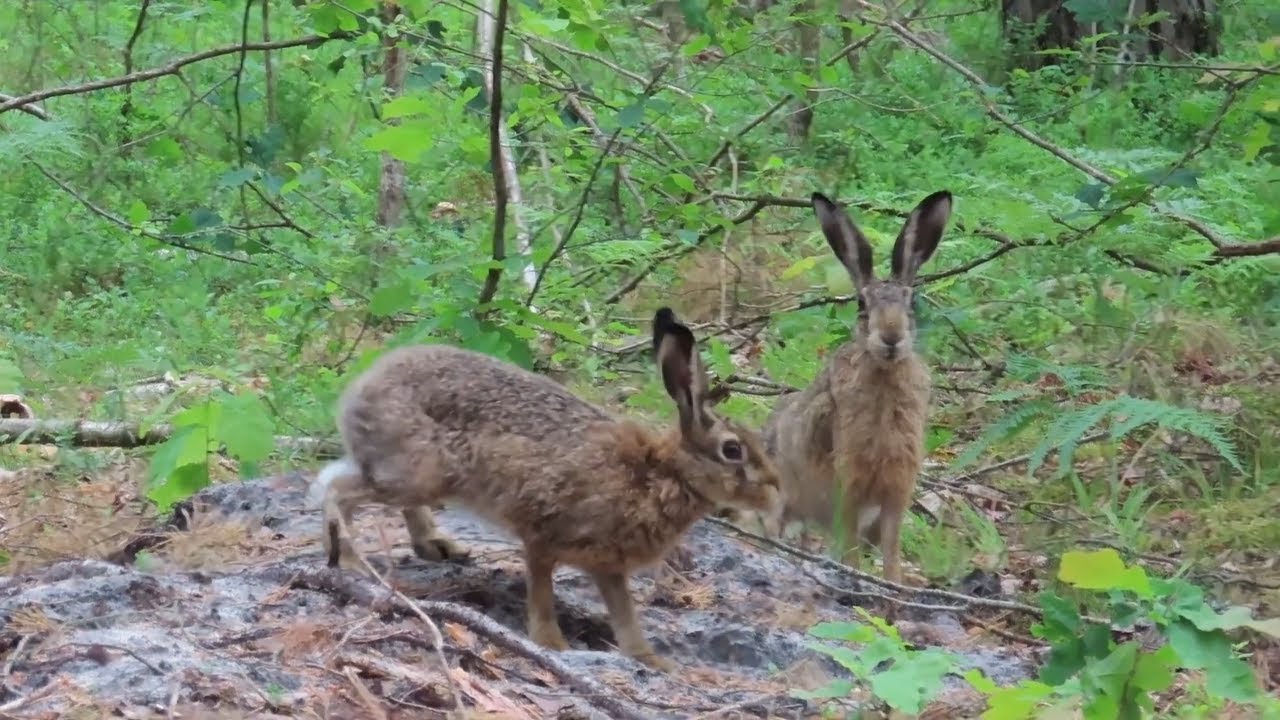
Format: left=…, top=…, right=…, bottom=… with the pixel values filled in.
left=890, top=190, right=952, bottom=284
left=652, top=307, right=680, bottom=357
left=812, top=192, right=875, bottom=291
left=653, top=308, right=702, bottom=437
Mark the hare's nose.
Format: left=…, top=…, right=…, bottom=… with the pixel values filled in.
left=880, top=331, right=903, bottom=347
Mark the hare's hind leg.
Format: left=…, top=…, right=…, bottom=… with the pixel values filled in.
left=591, top=571, right=675, bottom=672
left=320, top=468, right=370, bottom=572
left=402, top=506, right=470, bottom=563
left=524, top=550, right=569, bottom=651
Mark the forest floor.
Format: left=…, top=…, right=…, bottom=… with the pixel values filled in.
left=0, top=463, right=1049, bottom=719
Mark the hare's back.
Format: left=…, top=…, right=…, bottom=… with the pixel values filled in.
left=346, top=343, right=610, bottom=437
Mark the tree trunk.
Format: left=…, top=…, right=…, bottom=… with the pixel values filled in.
left=1002, top=0, right=1220, bottom=71
left=375, top=1, right=408, bottom=230
left=789, top=0, right=820, bottom=142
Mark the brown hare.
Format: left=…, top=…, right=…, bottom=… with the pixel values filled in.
left=307, top=307, right=782, bottom=671
left=729, top=190, right=952, bottom=585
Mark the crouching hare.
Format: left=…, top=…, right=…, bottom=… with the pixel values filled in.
left=308, top=307, right=782, bottom=671
left=730, top=190, right=953, bottom=585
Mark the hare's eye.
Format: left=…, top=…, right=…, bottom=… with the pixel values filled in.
left=719, top=439, right=744, bottom=463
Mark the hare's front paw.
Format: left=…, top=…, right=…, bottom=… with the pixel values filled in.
left=412, top=537, right=472, bottom=564
left=528, top=620, right=570, bottom=651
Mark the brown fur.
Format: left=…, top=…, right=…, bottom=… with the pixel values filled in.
left=730, top=190, right=952, bottom=584
left=312, top=308, right=781, bottom=671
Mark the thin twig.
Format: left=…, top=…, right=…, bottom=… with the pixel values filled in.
left=1, top=33, right=354, bottom=114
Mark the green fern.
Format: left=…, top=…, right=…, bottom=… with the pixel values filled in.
left=1104, top=396, right=1243, bottom=472
left=1003, top=354, right=1110, bottom=397
left=950, top=399, right=1055, bottom=471
left=1026, top=401, right=1113, bottom=476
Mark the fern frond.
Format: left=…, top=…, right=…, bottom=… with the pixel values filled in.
left=951, top=399, right=1055, bottom=470
left=1107, top=396, right=1243, bottom=472
left=1027, top=401, right=1114, bottom=476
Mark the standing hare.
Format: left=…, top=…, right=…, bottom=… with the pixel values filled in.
left=308, top=307, right=782, bottom=670
left=731, top=190, right=952, bottom=584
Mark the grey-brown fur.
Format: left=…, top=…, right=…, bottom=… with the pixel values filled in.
left=730, top=190, right=952, bottom=584
left=311, top=308, right=782, bottom=670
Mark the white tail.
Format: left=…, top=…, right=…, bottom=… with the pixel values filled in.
left=307, top=456, right=359, bottom=510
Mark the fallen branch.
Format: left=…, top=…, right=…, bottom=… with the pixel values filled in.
left=286, top=568, right=649, bottom=720
left=0, top=34, right=354, bottom=115
left=0, top=418, right=341, bottom=458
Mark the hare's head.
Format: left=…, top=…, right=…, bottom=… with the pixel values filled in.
left=652, top=308, right=782, bottom=513
left=812, top=191, right=952, bottom=364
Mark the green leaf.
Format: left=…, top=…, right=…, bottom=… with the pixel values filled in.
left=382, top=95, right=433, bottom=119
left=214, top=393, right=276, bottom=464
left=616, top=99, right=647, bottom=128
left=1241, top=120, right=1272, bottom=163
left=146, top=461, right=211, bottom=512
left=1080, top=641, right=1137, bottom=701
left=1177, top=604, right=1280, bottom=638
left=218, top=168, right=256, bottom=188
left=1166, top=618, right=1234, bottom=670
left=808, top=621, right=877, bottom=643
left=805, top=641, right=867, bottom=676
left=682, top=34, right=711, bottom=56
left=364, top=121, right=434, bottom=162
left=127, top=199, right=150, bottom=225
left=370, top=280, right=415, bottom=317
left=1036, top=592, right=1082, bottom=639
left=868, top=650, right=952, bottom=714
left=706, top=339, right=734, bottom=379
left=668, top=173, right=696, bottom=193
left=1058, top=548, right=1152, bottom=597
left=1130, top=644, right=1177, bottom=692
left=1206, top=657, right=1259, bottom=701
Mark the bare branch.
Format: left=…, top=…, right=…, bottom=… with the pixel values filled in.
left=1, top=33, right=354, bottom=115
left=0, top=418, right=341, bottom=458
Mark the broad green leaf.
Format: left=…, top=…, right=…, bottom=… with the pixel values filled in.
left=667, top=173, right=696, bottom=193
left=1178, top=604, right=1280, bottom=638
left=1130, top=644, right=1177, bottom=692
left=364, top=121, right=434, bottom=162
left=867, top=650, right=952, bottom=714
left=804, top=641, right=867, bottom=676
left=218, top=168, right=256, bottom=188
left=1242, top=120, right=1272, bottom=163
left=215, top=393, right=276, bottom=464
left=1166, top=618, right=1234, bottom=670
left=682, top=34, right=711, bottom=56
left=1036, top=592, right=1082, bottom=639
left=520, top=15, right=570, bottom=35
left=1080, top=641, right=1137, bottom=701
left=616, top=100, right=647, bottom=129
left=1205, top=657, right=1259, bottom=701
left=370, top=280, right=415, bottom=317
left=128, top=199, right=150, bottom=225
left=1058, top=548, right=1152, bottom=597
left=382, top=95, right=433, bottom=119
left=147, top=461, right=211, bottom=512
left=808, top=621, right=877, bottom=643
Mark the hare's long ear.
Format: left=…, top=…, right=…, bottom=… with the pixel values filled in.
left=812, top=192, right=875, bottom=292
left=890, top=190, right=952, bottom=285
left=653, top=307, right=702, bottom=437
